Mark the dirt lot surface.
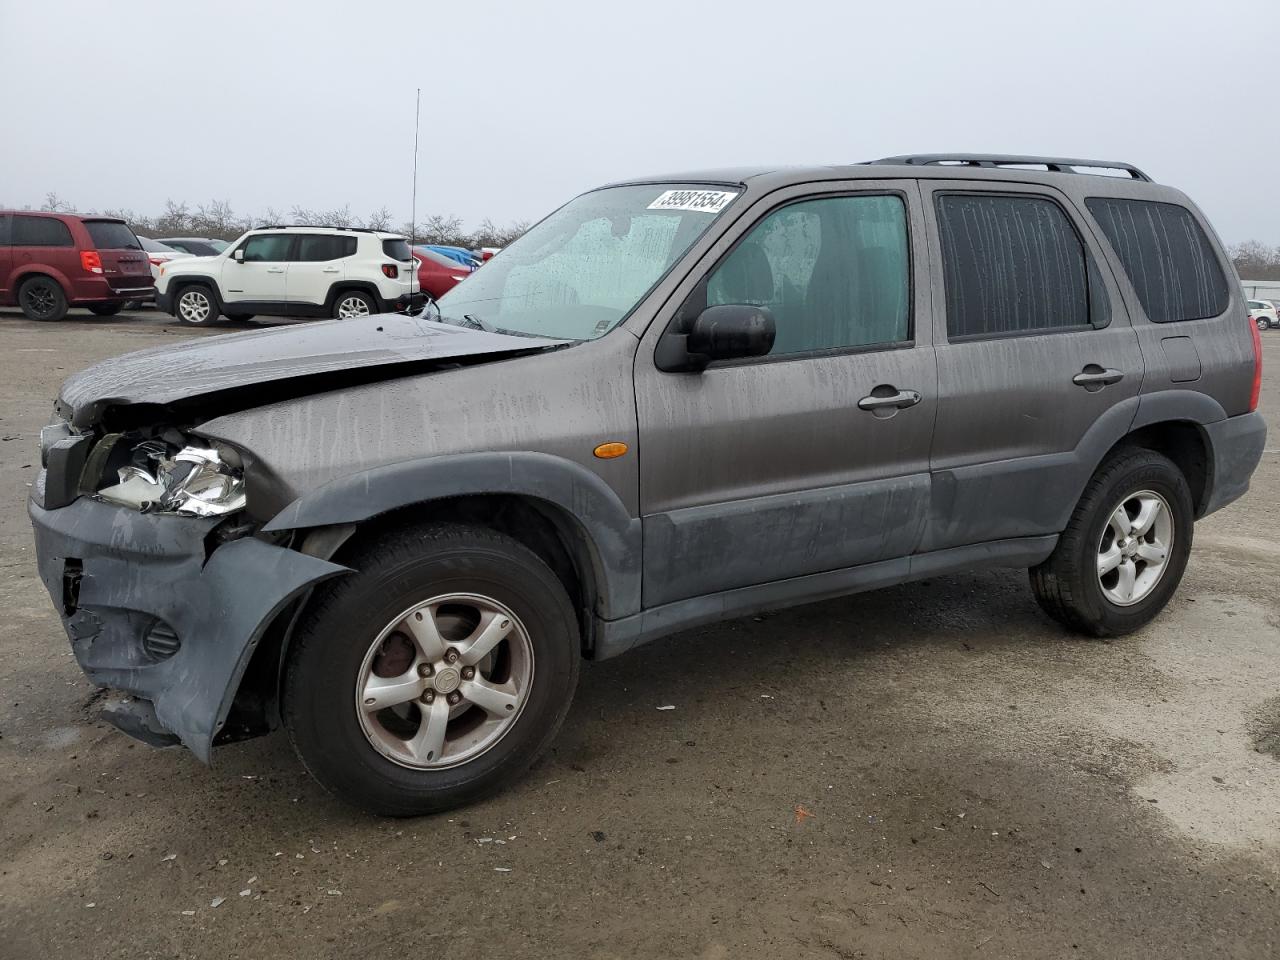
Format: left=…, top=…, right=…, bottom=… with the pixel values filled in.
left=1, top=307, right=1277, bottom=959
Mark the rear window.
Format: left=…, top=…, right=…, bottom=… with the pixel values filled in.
left=295, top=235, right=357, bottom=262
left=382, top=238, right=412, bottom=261
left=84, top=220, right=141, bottom=250
left=1085, top=198, right=1228, bottom=323
left=12, top=215, right=73, bottom=247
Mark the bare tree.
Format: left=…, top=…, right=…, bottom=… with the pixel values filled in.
left=41, top=191, right=72, bottom=213
left=366, top=206, right=392, bottom=231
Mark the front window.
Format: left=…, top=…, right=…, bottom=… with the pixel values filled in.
left=436, top=183, right=740, bottom=340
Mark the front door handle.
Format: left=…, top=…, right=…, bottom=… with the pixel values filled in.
left=267, top=267, right=285, bottom=274
left=857, top=388, right=922, bottom=411
left=322, top=267, right=341, bottom=273
left=1073, top=366, right=1124, bottom=389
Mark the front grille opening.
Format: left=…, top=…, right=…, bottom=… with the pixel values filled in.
left=62, top=559, right=83, bottom=615
left=143, top=620, right=181, bottom=661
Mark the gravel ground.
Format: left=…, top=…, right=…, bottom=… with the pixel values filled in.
left=1, top=308, right=1277, bottom=959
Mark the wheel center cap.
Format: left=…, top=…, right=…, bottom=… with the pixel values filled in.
left=1121, top=538, right=1138, bottom=558
left=432, top=667, right=461, bottom=694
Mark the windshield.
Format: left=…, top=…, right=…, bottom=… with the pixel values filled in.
left=435, top=183, right=739, bottom=340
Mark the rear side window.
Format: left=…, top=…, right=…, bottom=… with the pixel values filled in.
left=1085, top=198, right=1228, bottom=323
left=84, top=220, right=140, bottom=250
left=12, top=215, right=74, bottom=247
left=295, top=235, right=357, bottom=261
left=936, top=194, right=1089, bottom=339
left=382, top=238, right=412, bottom=261
left=0, top=214, right=10, bottom=245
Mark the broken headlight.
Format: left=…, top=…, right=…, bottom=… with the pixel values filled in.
left=96, top=438, right=247, bottom=517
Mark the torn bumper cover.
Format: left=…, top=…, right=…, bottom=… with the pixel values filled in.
left=29, top=481, right=346, bottom=762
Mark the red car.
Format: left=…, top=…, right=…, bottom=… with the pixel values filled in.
left=0, top=212, right=154, bottom=321
left=413, top=245, right=474, bottom=299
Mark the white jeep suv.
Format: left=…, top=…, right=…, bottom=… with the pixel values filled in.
left=155, top=226, right=422, bottom=324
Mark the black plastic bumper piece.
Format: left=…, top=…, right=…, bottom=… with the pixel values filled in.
left=100, top=697, right=181, bottom=748
left=29, top=488, right=349, bottom=762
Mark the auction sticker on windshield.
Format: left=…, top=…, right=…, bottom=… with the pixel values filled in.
left=647, top=189, right=738, bottom=213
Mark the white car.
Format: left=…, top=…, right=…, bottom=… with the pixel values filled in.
left=1248, top=299, right=1279, bottom=331
left=139, top=237, right=192, bottom=279
left=155, top=226, right=423, bottom=325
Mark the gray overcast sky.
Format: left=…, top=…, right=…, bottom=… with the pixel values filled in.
left=2, top=0, right=1277, bottom=243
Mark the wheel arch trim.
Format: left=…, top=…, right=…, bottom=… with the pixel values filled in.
left=263, top=452, right=643, bottom=619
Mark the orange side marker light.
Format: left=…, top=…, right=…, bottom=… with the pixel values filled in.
left=593, top=441, right=629, bottom=459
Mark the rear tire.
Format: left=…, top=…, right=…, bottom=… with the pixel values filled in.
left=1259, top=317, right=1269, bottom=332
left=1030, top=448, right=1193, bottom=637
left=333, top=290, right=377, bottom=319
left=283, top=522, right=580, bottom=816
left=17, top=276, right=68, bottom=321
left=87, top=302, right=123, bottom=317
left=174, top=284, right=219, bottom=325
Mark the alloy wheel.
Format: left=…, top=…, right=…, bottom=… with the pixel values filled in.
left=1096, top=489, right=1174, bottom=606
left=21, top=282, right=58, bottom=319
left=337, top=296, right=371, bottom=319
left=355, top=593, right=534, bottom=770
left=178, top=290, right=213, bottom=323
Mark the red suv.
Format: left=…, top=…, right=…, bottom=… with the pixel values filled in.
left=0, top=212, right=154, bottom=321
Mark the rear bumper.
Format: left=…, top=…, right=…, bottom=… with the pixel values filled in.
left=385, top=291, right=426, bottom=313
left=29, top=487, right=347, bottom=761
left=1202, top=411, right=1267, bottom=516
left=154, top=288, right=174, bottom=314
left=68, top=276, right=154, bottom=304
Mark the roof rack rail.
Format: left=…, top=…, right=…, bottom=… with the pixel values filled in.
left=253, top=224, right=384, bottom=232
left=868, top=154, right=1152, bottom=183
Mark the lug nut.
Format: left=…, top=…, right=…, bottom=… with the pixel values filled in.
left=461, top=666, right=475, bottom=680
left=421, top=690, right=435, bottom=704
left=445, top=649, right=459, bottom=664
left=417, top=662, right=433, bottom=677
left=447, top=691, right=462, bottom=706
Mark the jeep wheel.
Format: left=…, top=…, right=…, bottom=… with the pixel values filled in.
left=334, top=290, right=377, bottom=319
left=1030, top=448, right=1193, bottom=637
left=18, top=276, right=68, bottom=322
left=283, top=523, right=580, bottom=816
left=175, top=285, right=218, bottom=325
left=87, top=302, right=123, bottom=317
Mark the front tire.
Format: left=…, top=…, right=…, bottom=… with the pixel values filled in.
left=174, top=284, right=219, bottom=325
left=17, top=276, right=68, bottom=321
left=1030, top=448, right=1193, bottom=637
left=283, top=523, right=580, bottom=816
left=333, top=290, right=377, bottom=319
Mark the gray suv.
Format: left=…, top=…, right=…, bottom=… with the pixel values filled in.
left=29, top=154, right=1267, bottom=815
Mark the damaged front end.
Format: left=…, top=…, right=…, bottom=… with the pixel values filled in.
left=30, top=414, right=347, bottom=762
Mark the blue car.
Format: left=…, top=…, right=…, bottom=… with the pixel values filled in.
left=427, top=245, right=481, bottom=269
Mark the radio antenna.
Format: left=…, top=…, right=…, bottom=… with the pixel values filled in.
left=410, top=87, right=421, bottom=246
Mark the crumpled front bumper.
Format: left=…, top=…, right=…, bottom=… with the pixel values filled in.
left=29, top=483, right=346, bottom=762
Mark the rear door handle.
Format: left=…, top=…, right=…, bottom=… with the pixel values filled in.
left=322, top=267, right=341, bottom=273
left=267, top=267, right=285, bottom=274
left=857, top=389, right=922, bottom=411
left=1072, top=366, right=1124, bottom=388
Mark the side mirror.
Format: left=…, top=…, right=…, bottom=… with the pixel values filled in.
left=659, top=304, right=774, bottom=372
left=233, top=249, right=245, bottom=263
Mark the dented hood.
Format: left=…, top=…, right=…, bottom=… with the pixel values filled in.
left=59, top=314, right=564, bottom=428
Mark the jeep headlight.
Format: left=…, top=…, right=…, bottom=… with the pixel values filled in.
left=96, top=438, right=247, bottom=517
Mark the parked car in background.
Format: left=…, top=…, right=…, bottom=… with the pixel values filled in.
left=426, top=245, right=481, bottom=269
left=1248, top=299, right=1279, bottom=330
left=155, top=225, right=422, bottom=324
left=479, top=246, right=501, bottom=261
left=413, top=244, right=475, bottom=298
left=157, top=237, right=230, bottom=257
left=139, top=237, right=191, bottom=277
left=0, top=211, right=153, bottom=320
left=27, top=154, right=1266, bottom=815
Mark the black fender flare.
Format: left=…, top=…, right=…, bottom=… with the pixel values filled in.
left=262, top=451, right=643, bottom=618
left=323, top=280, right=386, bottom=313
left=164, top=274, right=227, bottom=312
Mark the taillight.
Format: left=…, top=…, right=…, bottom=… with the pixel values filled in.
left=381, top=264, right=399, bottom=279
left=1249, top=314, right=1263, bottom=412
left=80, top=250, right=103, bottom=274
left=148, top=256, right=166, bottom=266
